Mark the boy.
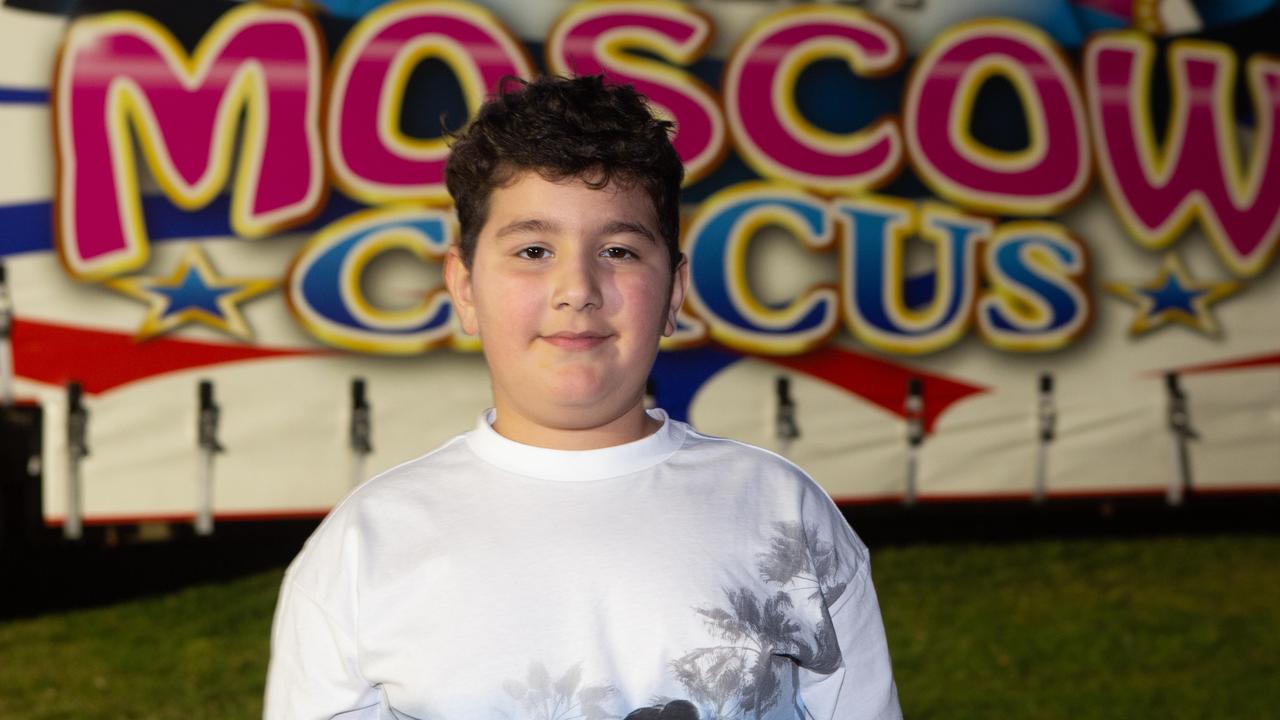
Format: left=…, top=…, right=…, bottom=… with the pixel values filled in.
left=265, top=75, right=902, bottom=720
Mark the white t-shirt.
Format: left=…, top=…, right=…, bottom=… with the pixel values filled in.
left=265, top=408, right=901, bottom=720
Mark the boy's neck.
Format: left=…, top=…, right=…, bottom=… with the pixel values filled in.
left=490, top=400, right=662, bottom=450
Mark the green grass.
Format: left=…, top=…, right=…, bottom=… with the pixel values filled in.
left=1, top=534, right=1277, bottom=719
left=0, top=569, right=282, bottom=720
left=876, top=535, right=1280, bottom=720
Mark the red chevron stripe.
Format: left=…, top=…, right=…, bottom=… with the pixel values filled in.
left=11, top=318, right=329, bottom=395
left=764, top=345, right=987, bottom=433
left=1160, top=350, right=1280, bottom=376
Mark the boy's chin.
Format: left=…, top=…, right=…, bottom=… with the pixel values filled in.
left=535, top=387, right=645, bottom=424
left=544, top=388, right=628, bottom=414
left=542, top=369, right=612, bottom=399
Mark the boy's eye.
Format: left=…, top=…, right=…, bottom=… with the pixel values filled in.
left=602, top=246, right=636, bottom=260
left=517, top=246, right=548, bottom=260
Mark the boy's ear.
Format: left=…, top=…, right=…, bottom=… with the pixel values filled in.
left=443, top=245, right=480, bottom=336
left=663, top=253, right=690, bottom=337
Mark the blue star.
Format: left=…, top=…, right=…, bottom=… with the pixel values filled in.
left=1137, top=272, right=1206, bottom=317
left=1104, top=253, right=1241, bottom=336
left=105, top=246, right=278, bottom=341
left=149, top=265, right=233, bottom=320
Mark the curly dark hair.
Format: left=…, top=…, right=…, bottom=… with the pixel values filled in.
left=445, top=74, right=684, bottom=270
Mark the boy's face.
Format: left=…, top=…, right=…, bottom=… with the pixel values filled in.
left=444, top=170, right=688, bottom=437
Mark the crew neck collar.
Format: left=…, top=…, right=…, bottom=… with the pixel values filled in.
left=464, top=407, right=686, bottom=481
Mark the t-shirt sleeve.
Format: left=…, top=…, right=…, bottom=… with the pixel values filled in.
left=264, top=573, right=382, bottom=720
left=795, top=482, right=902, bottom=720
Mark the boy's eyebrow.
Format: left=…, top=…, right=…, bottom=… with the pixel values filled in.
left=601, top=220, right=657, bottom=245
left=494, top=217, right=559, bottom=239
left=494, top=217, right=658, bottom=244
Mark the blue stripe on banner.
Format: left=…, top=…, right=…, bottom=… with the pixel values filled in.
left=0, top=192, right=368, bottom=259
left=0, top=86, right=50, bottom=104
left=0, top=200, right=51, bottom=256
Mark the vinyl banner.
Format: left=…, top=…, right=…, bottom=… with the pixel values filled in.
left=1, top=0, right=1278, bottom=527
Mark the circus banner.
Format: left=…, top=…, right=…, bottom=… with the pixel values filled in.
left=1, top=0, right=1277, bottom=532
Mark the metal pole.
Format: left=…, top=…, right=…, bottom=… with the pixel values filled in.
left=196, top=380, right=223, bottom=536
left=350, top=377, right=372, bottom=488
left=1034, top=372, right=1056, bottom=504
left=774, top=376, right=799, bottom=458
left=65, top=381, right=88, bottom=540
left=904, top=377, right=924, bottom=506
left=1165, top=372, right=1197, bottom=506
left=0, top=262, right=14, bottom=407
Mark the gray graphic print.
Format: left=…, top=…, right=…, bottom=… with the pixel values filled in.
left=623, top=700, right=700, bottom=719
left=499, top=662, right=619, bottom=720
left=497, top=522, right=853, bottom=720
left=659, top=521, right=852, bottom=719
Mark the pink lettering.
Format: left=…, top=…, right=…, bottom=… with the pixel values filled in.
left=724, top=6, right=904, bottom=193
left=328, top=2, right=532, bottom=205
left=1086, top=35, right=1280, bottom=277
left=547, top=2, right=726, bottom=184
left=53, top=5, right=325, bottom=280
left=905, top=20, right=1090, bottom=216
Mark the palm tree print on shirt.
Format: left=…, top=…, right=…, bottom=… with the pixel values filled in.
left=661, top=521, right=852, bottom=719
left=499, top=662, right=619, bottom=720
left=495, top=522, right=853, bottom=720
left=497, top=664, right=703, bottom=720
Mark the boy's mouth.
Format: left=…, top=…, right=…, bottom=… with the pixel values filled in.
left=541, top=331, right=613, bottom=350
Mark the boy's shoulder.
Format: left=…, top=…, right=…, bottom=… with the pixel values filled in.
left=336, top=415, right=830, bottom=508
left=289, top=433, right=471, bottom=556
left=673, top=420, right=827, bottom=492
left=354, top=431, right=473, bottom=495
left=673, top=423, right=859, bottom=553
left=306, top=432, right=473, bottom=526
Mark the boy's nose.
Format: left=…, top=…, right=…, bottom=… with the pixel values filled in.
left=552, top=251, right=603, bottom=311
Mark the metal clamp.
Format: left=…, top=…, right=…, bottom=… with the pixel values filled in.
left=349, top=377, right=372, bottom=488
left=1034, top=372, right=1056, bottom=504
left=775, top=375, right=799, bottom=456
left=904, top=377, right=924, bottom=506
left=350, top=377, right=372, bottom=455
left=0, top=261, right=14, bottom=407
left=198, top=380, right=224, bottom=455
left=1165, top=372, right=1197, bottom=506
left=195, top=380, right=222, bottom=536
left=64, top=381, right=89, bottom=540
